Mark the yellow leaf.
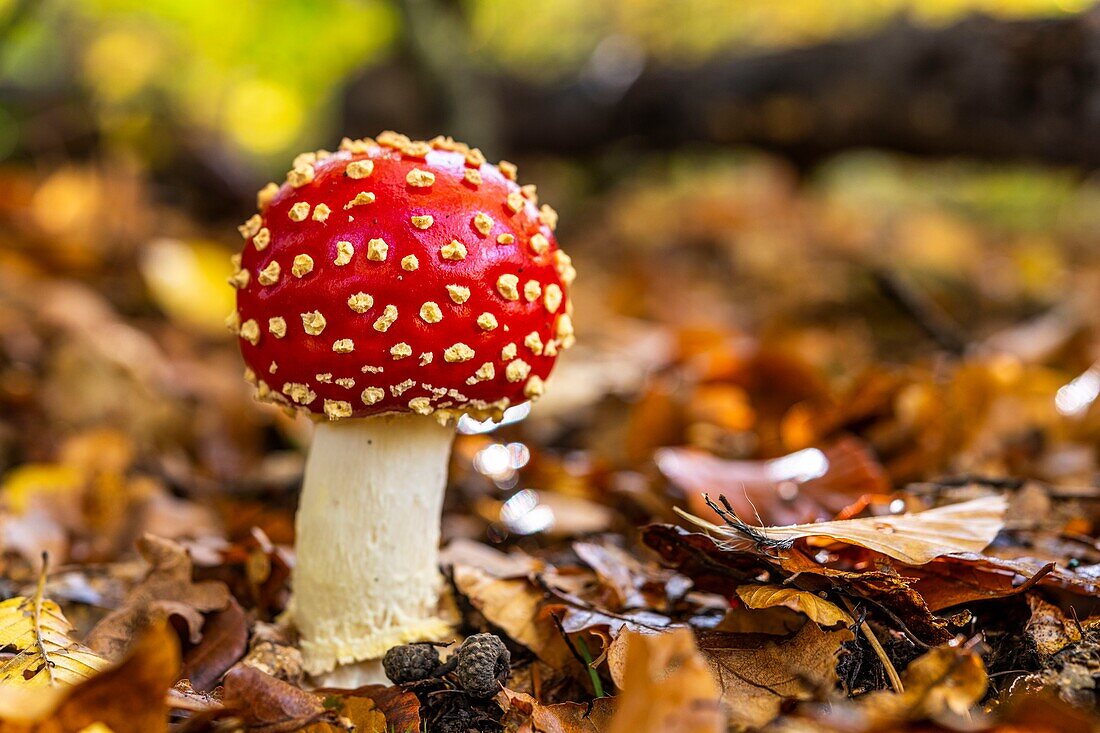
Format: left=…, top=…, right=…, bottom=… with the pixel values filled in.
left=860, top=646, right=987, bottom=722
left=0, top=589, right=109, bottom=689
left=139, top=238, right=236, bottom=336
left=736, top=585, right=852, bottom=627
left=1, top=464, right=82, bottom=514
left=679, top=495, right=1006, bottom=565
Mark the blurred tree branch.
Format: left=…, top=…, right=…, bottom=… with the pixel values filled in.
left=347, top=9, right=1100, bottom=170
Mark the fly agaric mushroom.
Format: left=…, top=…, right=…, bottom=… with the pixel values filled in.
left=231, top=132, right=574, bottom=683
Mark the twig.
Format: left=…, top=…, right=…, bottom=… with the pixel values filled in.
left=32, top=552, right=54, bottom=686
left=872, top=267, right=968, bottom=355
left=841, top=597, right=904, bottom=694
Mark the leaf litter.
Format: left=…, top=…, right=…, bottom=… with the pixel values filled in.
left=2, top=156, right=1100, bottom=731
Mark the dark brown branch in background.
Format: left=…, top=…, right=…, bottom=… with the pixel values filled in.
left=7, top=8, right=1100, bottom=220
left=871, top=268, right=969, bottom=355
left=345, top=9, right=1100, bottom=171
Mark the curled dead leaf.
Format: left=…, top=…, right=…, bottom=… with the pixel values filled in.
left=86, top=534, right=231, bottom=659
left=607, top=628, right=725, bottom=733
left=858, top=646, right=988, bottom=723
left=498, top=688, right=614, bottom=733
left=0, top=621, right=179, bottom=733
left=696, top=622, right=853, bottom=729
left=679, top=495, right=1006, bottom=564
left=736, top=585, right=853, bottom=627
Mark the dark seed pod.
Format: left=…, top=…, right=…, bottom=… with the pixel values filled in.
left=382, top=642, right=442, bottom=684
left=454, top=633, right=510, bottom=698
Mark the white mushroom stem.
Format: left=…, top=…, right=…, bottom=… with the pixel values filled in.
left=291, top=413, right=455, bottom=684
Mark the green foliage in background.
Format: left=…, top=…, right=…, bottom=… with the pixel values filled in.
left=0, top=0, right=1091, bottom=166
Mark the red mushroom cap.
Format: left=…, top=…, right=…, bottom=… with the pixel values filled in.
left=231, top=132, right=575, bottom=422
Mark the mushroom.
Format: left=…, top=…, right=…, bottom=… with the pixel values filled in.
left=231, top=132, right=575, bottom=684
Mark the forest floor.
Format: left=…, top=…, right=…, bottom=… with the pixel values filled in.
left=0, top=152, right=1099, bottom=731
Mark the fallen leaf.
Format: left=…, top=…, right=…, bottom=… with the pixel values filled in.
left=607, top=628, right=725, bottom=733
left=658, top=437, right=889, bottom=526
left=679, top=495, right=1006, bottom=564
left=0, top=621, right=179, bottom=733
left=302, top=697, right=385, bottom=733
left=903, top=552, right=1097, bottom=611
left=498, top=688, right=615, bottom=732
left=573, top=540, right=650, bottom=609
left=0, top=580, right=108, bottom=689
left=643, top=525, right=953, bottom=645
left=858, top=646, right=987, bottom=723
left=222, top=666, right=348, bottom=733
left=86, top=534, right=230, bottom=658
left=736, top=585, right=853, bottom=627
left=180, top=597, right=249, bottom=691
left=308, top=686, right=420, bottom=733
left=1025, top=595, right=1082, bottom=659
left=696, top=622, right=853, bottom=729
left=452, top=564, right=573, bottom=668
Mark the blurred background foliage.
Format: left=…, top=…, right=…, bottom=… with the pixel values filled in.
left=2, top=0, right=1100, bottom=480
left=0, top=0, right=1092, bottom=172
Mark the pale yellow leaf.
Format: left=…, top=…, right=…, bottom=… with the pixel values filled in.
left=736, top=585, right=852, bottom=627
left=0, top=596, right=109, bottom=689
left=140, top=238, right=237, bottom=336
left=678, top=495, right=1006, bottom=565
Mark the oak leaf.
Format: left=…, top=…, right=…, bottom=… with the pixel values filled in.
left=696, top=622, right=853, bottom=729
left=498, top=689, right=614, bottom=732
left=86, top=534, right=230, bottom=659
left=859, top=646, right=987, bottom=722
left=451, top=565, right=572, bottom=668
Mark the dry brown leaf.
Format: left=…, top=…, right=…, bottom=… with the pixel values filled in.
left=736, top=585, right=853, bottom=627
left=696, top=622, right=853, bottom=730
left=451, top=564, right=572, bottom=668
left=859, top=646, right=987, bottom=723
left=86, top=534, right=230, bottom=659
left=222, top=666, right=348, bottom=733
left=0, top=621, right=179, bottom=733
left=180, top=597, right=249, bottom=691
left=498, top=689, right=615, bottom=733
left=310, top=685, right=420, bottom=733
left=644, top=524, right=954, bottom=645
left=1025, top=595, right=1082, bottom=659
left=679, top=495, right=1006, bottom=564
left=301, top=697, right=385, bottom=733
left=607, top=629, right=725, bottom=733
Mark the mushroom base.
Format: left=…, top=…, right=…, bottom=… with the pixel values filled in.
left=290, top=414, right=454, bottom=677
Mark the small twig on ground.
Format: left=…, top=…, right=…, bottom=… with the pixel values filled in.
left=32, top=552, right=54, bottom=686
left=842, top=597, right=904, bottom=694
left=872, top=267, right=968, bottom=355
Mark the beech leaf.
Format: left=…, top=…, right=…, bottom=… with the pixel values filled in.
left=0, top=574, right=109, bottom=689
left=678, top=495, right=1006, bottom=564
